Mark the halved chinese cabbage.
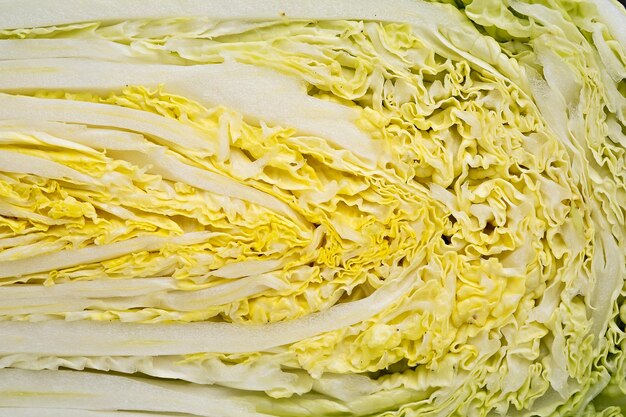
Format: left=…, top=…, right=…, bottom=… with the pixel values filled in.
left=0, top=0, right=625, bottom=416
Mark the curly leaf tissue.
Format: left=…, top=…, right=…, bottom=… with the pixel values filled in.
left=0, top=0, right=625, bottom=416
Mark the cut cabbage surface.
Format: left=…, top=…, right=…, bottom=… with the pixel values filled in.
left=0, top=0, right=625, bottom=416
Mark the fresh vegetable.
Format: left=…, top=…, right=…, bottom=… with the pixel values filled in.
left=0, top=0, right=625, bottom=415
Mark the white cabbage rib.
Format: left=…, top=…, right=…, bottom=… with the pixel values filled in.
left=0, top=39, right=159, bottom=63
left=0, top=352, right=382, bottom=402
left=0, top=277, right=177, bottom=299
left=0, top=59, right=378, bottom=163
left=0, top=260, right=420, bottom=355
left=0, top=232, right=213, bottom=280
left=0, top=93, right=217, bottom=154
left=0, top=274, right=289, bottom=314
left=0, top=369, right=269, bottom=417
left=0, top=0, right=452, bottom=30
left=0, top=410, right=185, bottom=417
left=0, top=352, right=316, bottom=396
left=0, top=149, right=97, bottom=185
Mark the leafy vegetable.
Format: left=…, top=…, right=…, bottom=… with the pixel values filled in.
left=0, top=0, right=625, bottom=416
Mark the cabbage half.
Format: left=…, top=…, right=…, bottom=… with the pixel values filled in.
left=0, top=0, right=625, bottom=416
